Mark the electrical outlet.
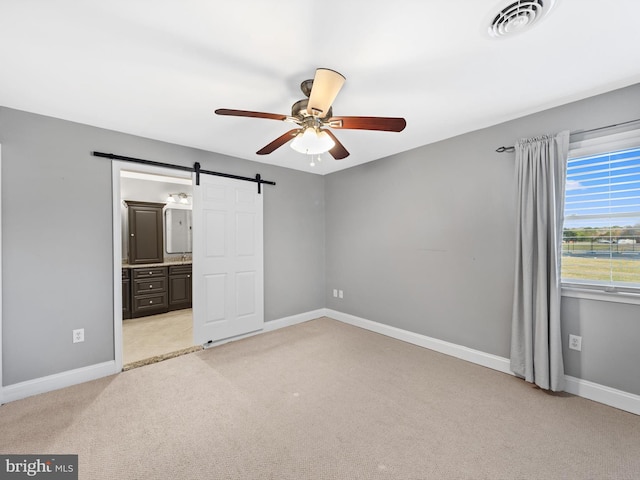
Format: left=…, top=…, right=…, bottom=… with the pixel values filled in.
left=333, top=289, right=338, bottom=298
left=569, top=334, right=582, bottom=351
left=338, top=290, right=344, bottom=299
left=73, top=328, right=85, bottom=343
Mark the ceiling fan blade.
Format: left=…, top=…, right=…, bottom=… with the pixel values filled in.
left=327, top=116, right=407, bottom=132
left=256, top=129, right=300, bottom=155
left=215, top=108, right=287, bottom=121
left=323, top=130, right=349, bottom=160
left=307, top=68, right=346, bottom=117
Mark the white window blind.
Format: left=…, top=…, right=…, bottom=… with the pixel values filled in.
left=562, top=134, right=640, bottom=290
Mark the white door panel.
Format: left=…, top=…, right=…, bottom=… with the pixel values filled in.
left=205, top=274, right=226, bottom=322
left=193, top=175, right=264, bottom=344
left=204, top=211, right=226, bottom=257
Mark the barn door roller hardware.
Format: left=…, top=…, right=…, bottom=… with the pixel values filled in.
left=92, top=151, right=275, bottom=193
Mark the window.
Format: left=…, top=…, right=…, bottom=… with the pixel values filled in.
left=562, top=129, right=640, bottom=291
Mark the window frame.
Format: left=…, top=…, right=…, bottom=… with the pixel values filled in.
left=561, top=127, right=640, bottom=303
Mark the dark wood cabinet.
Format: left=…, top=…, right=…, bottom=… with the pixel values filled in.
left=168, top=264, right=192, bottom=311
left=131, top=266, right=168, bottom=317
left=124, top=264, right=191, bottom=319
left=125, top=201, right=165, bottom=265
left=122, top=268, right=131, bottom=319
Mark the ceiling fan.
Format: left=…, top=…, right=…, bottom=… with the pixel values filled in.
left=215, top=68, right=406, bottom=161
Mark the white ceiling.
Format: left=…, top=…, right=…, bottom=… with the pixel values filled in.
left=2, top=1, right=640, bottom=175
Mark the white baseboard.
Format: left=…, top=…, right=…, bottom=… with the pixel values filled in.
left=4, top=309, right=638, bottom=416
left=204, top=309, right=326, bottom=349
left=325, top=309, right=640, bottom=416
left=263, top=309, right=327, bottom=332
left=1, top=361, right=118, bottom=404
left=204, top=308, right=325, bottom=349
left=565, top=375, right=640, bottom=415
left=326, top=309, right=513, bottom=375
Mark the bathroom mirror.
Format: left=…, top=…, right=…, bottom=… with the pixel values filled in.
left=165, top=208, right=192, bottom=253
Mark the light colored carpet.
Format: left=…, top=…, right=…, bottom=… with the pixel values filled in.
left=1, top=317, right=638, bottom=479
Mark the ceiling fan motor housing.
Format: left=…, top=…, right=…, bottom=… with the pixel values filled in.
left=291, top=98, right=332, bottom=120
left=300, top=79, right=314, bottom=97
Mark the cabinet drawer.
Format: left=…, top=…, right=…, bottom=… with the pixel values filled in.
left=132, top=266, right=167, bottom=279
left=132, top=292, right=168, bottom=313
left=169, top=264, right=192, bottom=275
left=133, top=277, right=167, bottom=295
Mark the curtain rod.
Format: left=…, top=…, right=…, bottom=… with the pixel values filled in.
left=495, top=118, right=640, bottom=153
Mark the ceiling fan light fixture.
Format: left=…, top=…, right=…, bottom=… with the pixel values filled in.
left=290, top=128, right=335, bottom=155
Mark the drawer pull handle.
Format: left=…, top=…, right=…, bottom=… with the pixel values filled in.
left=187, top=275, right=190, bottom=278
left=149, top=285, right=153, bottom=288
left=148, top=272, right=153, bottom=275
left=149, top=300, right=153, bottom=304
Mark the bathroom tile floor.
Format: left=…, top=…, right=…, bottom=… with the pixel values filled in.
left=123, top=309, right=194, bottom=366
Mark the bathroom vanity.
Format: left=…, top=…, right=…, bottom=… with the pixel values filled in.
left=122, top=200, right=193, bottom=319
left=122, top=262, right=192, bottom=319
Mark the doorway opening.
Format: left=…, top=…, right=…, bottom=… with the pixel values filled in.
left=111, top=157, right=267, bottom=371
left=112, top=161, right=197, bottom=371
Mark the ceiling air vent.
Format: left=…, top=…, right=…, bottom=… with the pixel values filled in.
left=489, top=0, right=557, bottom=37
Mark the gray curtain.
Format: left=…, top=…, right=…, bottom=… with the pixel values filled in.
left=510, top=131, right=569, bottom=392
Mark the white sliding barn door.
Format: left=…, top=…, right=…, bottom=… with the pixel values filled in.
left=192, top=174, right=264, bottom=345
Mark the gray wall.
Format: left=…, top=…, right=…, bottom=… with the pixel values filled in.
left=325, top=83, right=640, bottom=396
left=561, top=297, right=640, bottom=394
left=0, top=107, right=325, bottom=385
left=3, top=83, right=640, bottom=396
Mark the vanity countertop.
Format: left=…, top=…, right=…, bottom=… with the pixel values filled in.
left=122, top=260, right=192, bottom=268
